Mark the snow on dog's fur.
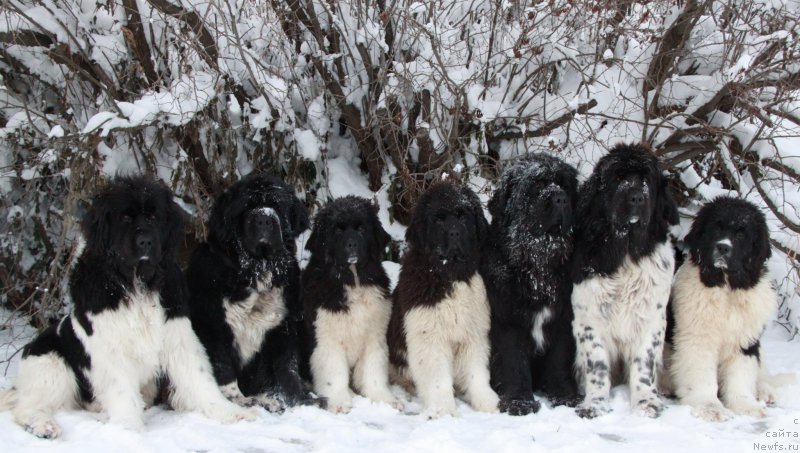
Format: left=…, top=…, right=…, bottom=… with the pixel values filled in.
left=0, top=176, right=254, bottom=438
left=571, top=143, right=679, bottom=419
left=482, top=153, right=580, bottom=415
left=302, top=196, right=401, bottom=413
left=387, top=181, right=499, bottom=417
left=665, top=197, right=792, bottom=421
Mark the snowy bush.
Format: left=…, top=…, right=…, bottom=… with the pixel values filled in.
left=1, top=0, right=799, bottom=336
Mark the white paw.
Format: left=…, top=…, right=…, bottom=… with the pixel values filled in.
left=325, top=395, right=353, bottom=414
left=253, top=395, right=284, bottom=413
left=576, top=399, right=611, bottom=419
left=633, top=397, right=665, bottom=418
left=423, top=399, right=457, bottom=419
left=213, top=404, right=258, bottom=423
left=470, top=391, right=500, bottom=413
left=758, top=383, right=777, bottom=406
left=728, top=400, right=767, bottom=418
left=691, top=401, right=734, bottom=422
left=24, top=418, right=61, bottom=439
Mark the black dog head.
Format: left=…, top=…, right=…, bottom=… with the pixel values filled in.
left=208, top=173, right=309, bottom=262
left=579, top=143, right=678, bottom=240
left=306, top=196, right=391, bottom=270
left=488, top=153, right=578, bottom=267
left=684, top=197, right=770, bottom=289
left=406, top=181, right=488, bottom=280
left=83, top=175, right=184, bottom=285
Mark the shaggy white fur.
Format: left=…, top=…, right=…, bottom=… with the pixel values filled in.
left=402, top=273, right=499, bottom=417
left=572, top=241, right=674, bottom=418
left=5, top=289, right=256, bottom=438
left=310, top=284, right=400, bottom=413
left=669, top=261, right=777, bottom=421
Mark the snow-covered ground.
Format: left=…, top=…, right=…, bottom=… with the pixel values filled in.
left=1, top=307, right=798, bottom=452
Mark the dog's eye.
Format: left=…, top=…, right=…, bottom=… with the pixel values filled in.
left=122, top=214, right=133, bottom=224
left=356, top=224, right=365, bottom=232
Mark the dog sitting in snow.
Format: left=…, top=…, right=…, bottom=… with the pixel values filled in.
left=302, top=196, right=402, bottom=413
left=571, top=143, right=679, bottom=418
left=665, top=197, right=788, bottom=421
left=0, top=176, right=255, bottom=438
left=387, top=181, right=499, bottom=417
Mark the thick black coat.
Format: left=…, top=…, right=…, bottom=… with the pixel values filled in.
left=302, top=196, right=391, bottom=343
left=186, top=174, right=311, bottom=404
left=387, top=181, right=488, bottom=368
left=571, top=143, right=679, bottom=283
left=22, top=175, right=187, bottom=402
left=482, top=153, right=580, bottom=415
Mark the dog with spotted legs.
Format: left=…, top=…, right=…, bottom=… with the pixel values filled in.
left=570, top=143, right=679, bottom=418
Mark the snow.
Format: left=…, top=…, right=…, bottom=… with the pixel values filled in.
left=1, top=309, right=799, bottom=452
left=295, top=129, right=321, bottom=161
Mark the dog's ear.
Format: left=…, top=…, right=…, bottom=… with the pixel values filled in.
left=464, top=186, right=488, bottom=244
left=161, top=184, right=186, bottom=255
left=82, top=187, right=114, bottom=255
left=304, top=205, right=326, bottom=254
left=405, top=196, right=428, bottom=248
left=683, top=207, right=705, bottom=264
left=487, top=175, right=513, bottom=224
left=371, top=202, right=392, bottom=251
left=745, top=208, right=772, bottom=274
left=289, top=196, right=310, bottom=238
left=655, top=172, right=679, bottom=226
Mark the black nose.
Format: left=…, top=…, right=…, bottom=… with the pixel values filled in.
left=629, top=192, right=645, bottom=207
left=552, top=191, right=568, bottom=208
left=448, top=228, right=461, bottom=241
left=345, top=238, right=359, bottom=254
left=715, top=242, right=732, bottom=257
left=136, top=232, right=153, bottom=252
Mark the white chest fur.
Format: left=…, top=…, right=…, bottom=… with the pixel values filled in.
left=531, top=307, right=552, bottom=352
left=73, top=290, right=167, bottom=383
left=672, top=261, right=775, bottom=353
left=223, top=276, right=287, bottom=365
left=313, top=285, right=391, bottom=365
left=405, top=273, right=490, bottom=345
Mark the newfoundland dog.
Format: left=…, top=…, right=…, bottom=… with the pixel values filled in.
left=571, top=143, right=679, bottom=418
left=482, top=153, right=579, bottom=415
left=186, top=173, right=313, bottom=410
left=302, top=196, right=401, bottom=413
left=666, top=197, right=778, bottom=421
left=388, top=181, right=499, bottom=417
left=0, top=176, right=254, bottom=438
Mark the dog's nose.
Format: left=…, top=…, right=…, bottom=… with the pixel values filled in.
left=552, top=191, right=568, bottom=208
left=448, top=228, right=461, bottom=241
left=136, top=232, right=154, bottom=252
left=629, top=192, right=645, bottom=207
left=345, top=238, right=359, bottom=254
left=715, top=241, right=732, bottom=257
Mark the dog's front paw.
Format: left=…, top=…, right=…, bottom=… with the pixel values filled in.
left=324, top=394, right=353, bottom=414
left=728, top=399, right=767, bottom=418
left=470, top=391, right=500, bottom=413
left=214, top=404, right=258, bottom=423
left=757, top=382, right=777, bottom=406
left=575, top=399, right=611, bottom=419
left=633, top=397, right=665, bottom=418
left=499, top=397, right=541, bottom=416
left=690, top=401, right=733, bottom=422
left=253, top=395, right=284, bottom=413
left=548, top=394, right=581, bottom=408
left=24, top=418, right=62, bottom=439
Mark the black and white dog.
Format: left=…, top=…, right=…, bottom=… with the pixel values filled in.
left=571, top=143, right=679, bottom=418
left=302, top=196, right=401, bottom=413
left=388, top=181, right=499, bottom=417
left=483, top=153, right=580, bottom=415
left=0, top=176, right=255, bottom=438
left=186, top=174, right=313, bottom=410
left=666, top=197, right=780, bottom=421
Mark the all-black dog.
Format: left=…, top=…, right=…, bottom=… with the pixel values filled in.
left=302, top=196, right=401, bottom=413
left=186, top=173, right=314, bottom=410
left=388, top=181, right=499, bottom=417
left=0, top=176, right=254, bottom=438
left=482, top=153, right=580, bottom=415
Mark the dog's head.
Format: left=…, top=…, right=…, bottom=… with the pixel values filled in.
left=489, top=153, right=578, bottom=267
left=208, top=174, right=309, bottom=261
left=406, top=181, right=488, bottom=280
left=580, top=143, right=678, bottom=238
left=684, top=197, right=770, bottom=289
left=306, top=196, right=391, bottom=269
left=83, top=175, right=184, bottom=284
